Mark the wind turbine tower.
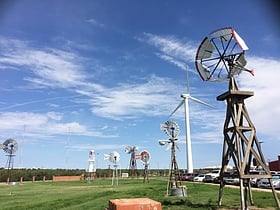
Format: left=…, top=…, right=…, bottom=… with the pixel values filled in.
left=181, top=93, right=193, bottom=174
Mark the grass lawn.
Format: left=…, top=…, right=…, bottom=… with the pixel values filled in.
left=0, top=178, right=278, bottom=209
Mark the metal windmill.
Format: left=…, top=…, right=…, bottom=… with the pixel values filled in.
left=87, top=149, right=96, bottom=181
left=2, top=139, right=18, bottom=183
left=139, top=150, right=151, bottom=183
left=195, top=27, right=279, bottom=209
left=124, top=146, right=138, bottom=176
left=0, top=143, right=5, bottom=150
left=169, top=66, right=213, bottom=173
left=160, top=120, right=185, bottom=196
left=104, top=151, right=120, bottom=186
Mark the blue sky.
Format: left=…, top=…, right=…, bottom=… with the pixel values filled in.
left=0, top=0, right=279, bottom=170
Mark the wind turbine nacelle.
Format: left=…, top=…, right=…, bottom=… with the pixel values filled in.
left=158, top=140, right=167, bottom=146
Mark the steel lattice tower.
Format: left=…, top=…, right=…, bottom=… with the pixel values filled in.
left=168, top=139, right=181, bottom=190
left=129, top=151, right=137, bottom=176
left=143, top=163, right=149, bottom=183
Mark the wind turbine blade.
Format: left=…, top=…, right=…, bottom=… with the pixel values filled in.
left=169, top=100, right=184, bottom=118
left=189, top=96, right=214, bottom=108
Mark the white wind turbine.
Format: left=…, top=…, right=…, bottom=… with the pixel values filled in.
left=169, top=66, right=213, bottom=173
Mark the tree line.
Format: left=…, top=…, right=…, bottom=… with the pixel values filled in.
left=0, top=168, right=175, bottom=182
left=0, top=168, right=84, bottom=182
left=0, top=167, right=213, bottom=182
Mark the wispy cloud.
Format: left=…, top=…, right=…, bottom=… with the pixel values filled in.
left=0, top=111, right=117, bottom=141
left=0, top=37, right=181, bottom=121
left=86, top=18, right=105, bottom=28
left=0, top=46, right=86, bottom=89
left=0, top=37, right=185, bottom=147
left=238, top=56, right=280, bottom=139
left=0, top=95, right=82, bottom=111
left=69, top=143, right=126, bottom=152
left=138, top=33, right=197, bottom=68
left=89, top=75, right=183, bottom=120
left=1, top=35, right=279, bottom=150
left=139, top=33, right=280, bottom=145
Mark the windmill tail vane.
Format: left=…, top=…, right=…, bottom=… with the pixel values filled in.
left=244, top=68, right=254, bottom=76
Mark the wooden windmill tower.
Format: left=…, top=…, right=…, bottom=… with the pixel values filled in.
left=217, top=77, right=280, bottom=208
left=195, top=27, right=280, bottom=209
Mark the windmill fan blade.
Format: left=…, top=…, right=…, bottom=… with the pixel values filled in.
left=169, top=100, right=184, bottom=118
left=166, top=143, right=171, bottom=151
left=175, top=143, right=181, bottom=152
left=195, top=27, right=249, bottom=81
left=140, top=150, right=151, bottom=164
left=104, top=154, right=110, bottom=160
left=124, top=146, right=132, bottom=153
left=3, top=138, right=18, bottom=154
left=0, top=144, right=5, bottom=150
left=189, top=96, right=214, bottom=108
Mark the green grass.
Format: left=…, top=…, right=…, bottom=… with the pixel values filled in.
left=0, top=178, right=278, bottom=209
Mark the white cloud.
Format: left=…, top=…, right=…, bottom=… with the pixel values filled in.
left=25, top=49, right=86, bottom=88
left=0, top=38, right=86, bottom=89
left=0, top=112, right=48, bottom=130
left=0, top=111, right=116, bottom=141
left=86, top=18, right=105, bottom=28
left=46, top=112, right=62, bottom=120
left=238, top=56, right=280, bottom=138
left=1, top=35, right=279, bottom=148
left=89, top=75, right=183, bottom=119
left=0, top=37, right=185, bottom=124
left=140, top=33, right=197, bottom=64
left=69, top=143, right=126, bottom=152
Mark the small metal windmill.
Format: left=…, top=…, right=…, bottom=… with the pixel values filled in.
left=124, top=146, right=138, bottom=176
left=2, top=139, right=18, bottom=183
left=104, top=151, right=120, bottom=186
left=139, top=150, right=151, bottom=183
left=160, top=120, right=185, bottom=196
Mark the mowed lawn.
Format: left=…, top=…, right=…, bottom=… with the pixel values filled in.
left=0, top=178, right=278, bottom=209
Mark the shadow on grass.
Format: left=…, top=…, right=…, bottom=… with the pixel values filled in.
left=162, top=198, right=219, bottom=209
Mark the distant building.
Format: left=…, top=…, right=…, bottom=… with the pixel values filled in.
left=269, top=155, right=280, bottom=171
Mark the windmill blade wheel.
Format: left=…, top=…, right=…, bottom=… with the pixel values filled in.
left=3, top=139, right=18, bottom=154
